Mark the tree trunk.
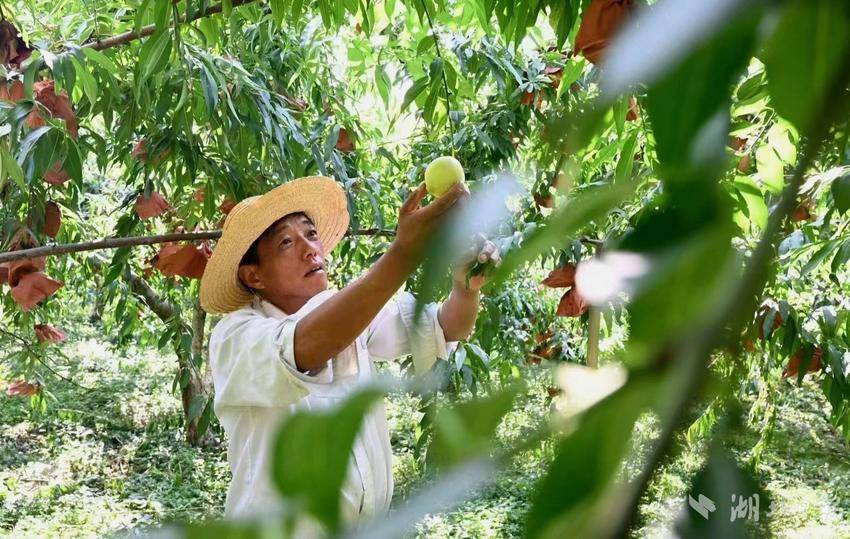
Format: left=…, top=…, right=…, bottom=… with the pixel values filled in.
left=184, top=299, right=214, bottom=446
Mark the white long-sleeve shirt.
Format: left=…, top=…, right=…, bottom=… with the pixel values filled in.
left=208, top=287, right=456, bottom=531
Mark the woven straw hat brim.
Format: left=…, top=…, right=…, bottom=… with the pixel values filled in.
left=199, top=176, right=349, bottom=314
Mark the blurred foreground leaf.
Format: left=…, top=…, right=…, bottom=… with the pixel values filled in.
left=524, top=373, right=659, bottom=539
left=427, top=385, right=520, bottom=470
left=271, top=388, right=385, bottom=534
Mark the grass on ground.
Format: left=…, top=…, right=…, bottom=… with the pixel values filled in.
left=1, top=333, right=848, bottom=538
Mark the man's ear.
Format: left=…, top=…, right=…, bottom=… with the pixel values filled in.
left=237, top=264, right=265, bottom=291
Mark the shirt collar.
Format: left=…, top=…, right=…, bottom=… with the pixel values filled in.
left=252, top=288, right=337, bottom=320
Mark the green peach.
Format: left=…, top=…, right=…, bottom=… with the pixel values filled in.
left=424, top=155, right=465, bottom=196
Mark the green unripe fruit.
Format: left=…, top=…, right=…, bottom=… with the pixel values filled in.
left=424, top=156, right=465, bottom=197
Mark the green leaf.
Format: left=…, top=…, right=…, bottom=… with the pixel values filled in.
left=602, top=0, right=754, bottom=96
left=23, top=53, right=44, bottom=99
left=64, top=139, right=83, bottom=183
left=802, top=240, right=839, bottom=275
left=375, top=65, right=390, bottom=106
left=187, top=395, right=207, bottom=422
left=755, top=144, right=785, bottom=194
left=766, top=122, right=797, bottom=165
left=492, top=179, right=638, bottom=287
left=153, top=0, right=171, bottom=31
left=645, top=10, right=760, bottom=177
left=832, top=240, right=850, bottom=272
left=134, top=0, right=153, bottom=35
left=137, top=30, right=173, bottom=89
left=17, top=126, right=51, bottom=165
left=82, top=47, right=119, bottom=76
left=416, top=34, right=436, bottom=55
left=832, top=173, right=850, bottom=214
left=0, top=145, right=25, bottom=191
left=761, top=0, right=850, bottom=131
left=624, top=228, right=735, bottom=363
left=269, top=0, right=286, bottom=25
left=71, top=56, right=98, bottom=105
left=271, top=388, right=384, bottom=534
left=731, top=176, right=767, bottom=230
left=524, top=375, right=658, bottom=538
left=428, top=386, right=519, bottom=470
left=400, top=77, right=429, bottom=113
left=196, top=399, right=214, bottom=438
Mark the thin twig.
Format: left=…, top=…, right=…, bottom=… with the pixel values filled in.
left=0, top=327, right=94, bottom=391
left=418, top=0, right=457, bottom=154
left=0, top=228, right=396, bottom=263
left=84, top=0, right=258, bottom=52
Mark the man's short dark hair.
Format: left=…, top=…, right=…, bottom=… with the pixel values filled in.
left=239, top=211, right=310, bottom=267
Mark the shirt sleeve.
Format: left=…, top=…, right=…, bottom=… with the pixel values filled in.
left=209, top=310, right=329, bottom=411
left=366, top=291, right=458, bottom=374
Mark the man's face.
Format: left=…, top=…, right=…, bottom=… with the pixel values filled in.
left=237, top=214, right=328, bottom=307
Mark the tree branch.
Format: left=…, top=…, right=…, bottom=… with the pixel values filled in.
left=0, top=228, right=396, bottom=263
left=87, top=255, right=180, bottom=321
left=85, top=0, right=259, bottom=51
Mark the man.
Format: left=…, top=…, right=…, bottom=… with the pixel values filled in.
left=199, top=175, right=497, bottom=530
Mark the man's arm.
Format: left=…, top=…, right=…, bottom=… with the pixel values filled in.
left=437, top=238, right=499, bottom=342
left=292, top=182, right=468, bottom=372
left=438, top=283, right=480, bottom=341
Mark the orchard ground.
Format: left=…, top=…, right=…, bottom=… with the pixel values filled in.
left=1, top=326, right=849, bottom=538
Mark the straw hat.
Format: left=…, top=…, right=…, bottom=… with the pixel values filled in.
left=200, top=176, right=349, bottom=314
